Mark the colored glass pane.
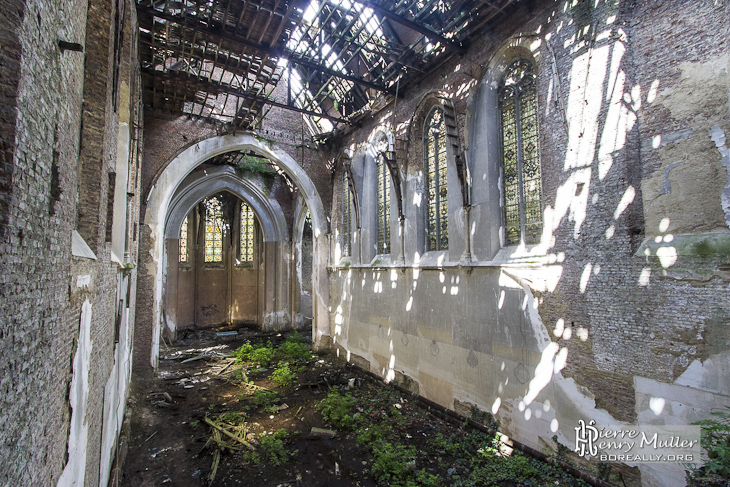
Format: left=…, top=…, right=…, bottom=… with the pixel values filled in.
left=179, top=216, right=188, bottom=262
left=204, top=197, right=224, bottom=262
left=240, top=202, right=254, bottom=262
left=376, top=150, right=391, bottom=254
left=342, top=171, right=352, bottom=257
left=499, top=59, right=542, bottom=246
left=425, top=107, right=448, bottom=251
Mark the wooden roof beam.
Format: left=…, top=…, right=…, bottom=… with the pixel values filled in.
left=142, top=67, right=352, bottom=124
left=137, top=4, right=393, bottom=94
left=356, top=0, right=467, bottom=55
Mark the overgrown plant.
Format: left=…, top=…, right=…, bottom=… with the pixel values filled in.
left=244, top=429, right=297, bottom=466
left=271, top=361, right=298, bottom=388
left=233, top=340, right=275, bottom=367
left=315, top=388, right=362, bottom=431
left=370, top=442, right=416, bottom=485
left=691, top=407, right=730, bottom=479
left=277, top=332, right=313, bottom=362
left=242, top=390, right=279, bottom=412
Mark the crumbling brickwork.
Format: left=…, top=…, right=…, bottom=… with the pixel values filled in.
left=0, top=0, right=142, bottom=485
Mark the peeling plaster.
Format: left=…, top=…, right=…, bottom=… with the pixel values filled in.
left=57, top=300, right=93, bottom=487
left=709, top=125, right=730, bottom=228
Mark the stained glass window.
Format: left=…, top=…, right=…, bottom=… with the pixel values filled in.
left=376, top=151, right=391, bottom=254
left=179, top=216, right=188, bottom=262
left=240, top=202, right=255, bottom=262
left=425, top=107, right=448, bottom=251
left=204, top=197, right=224, bottom=262
left=500, top=59, right=542, bottom=246
left=342, top=171, right=352, bottom=257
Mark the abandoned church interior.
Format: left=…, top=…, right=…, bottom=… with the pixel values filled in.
left=1, top=0, right=729, bottom=485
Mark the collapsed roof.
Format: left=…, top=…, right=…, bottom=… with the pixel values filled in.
left=137, top=0, right=517, bottom=135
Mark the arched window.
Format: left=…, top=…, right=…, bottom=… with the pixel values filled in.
left=240, top=202, right=255, bottom=263
left=179, top=215, right=188, bottom=262
left=424, top=107, right=448, bottom=251
left=204, top=196, right=224, bottom=262
left=342, top=171, right=352, bottom=257
left=376, top=150, right=391, bottom=254
left=499, top=59, right=542, bottom=246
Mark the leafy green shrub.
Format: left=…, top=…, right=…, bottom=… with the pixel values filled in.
left=277, top=334, right=313, bottom=362
left=244, top=429, right=296, bottom=466
left=233, top=340, right=275, bottom=366
left=243, top=390, right=279, bottom=412
left=249, top=346, right=274, bottom=367
left=271, top=361, right=298, bottom=388
left=692, top=407, right=730, bottom=478
left=315, top=389, right=361, bottom=431
left=357, top=424, right=392, bottom=447
left=371, top=441, right=416, bottom=485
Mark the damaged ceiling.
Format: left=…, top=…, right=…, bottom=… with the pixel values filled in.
left=137, top=0, right=518, bottom=135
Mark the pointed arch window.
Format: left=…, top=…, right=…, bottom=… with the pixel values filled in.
left=425, top=107, right=448, bottom=251
left=179, top=216, right=188, bottom=262
left=500, top=59, right=542, bottom=246
left=376, top=150, right=391, bottom=254
left=204, top=196, right=224, bottom=262
left=240, top=202, right=255, bottom=263
left=342, top=171, right=353, bottom=257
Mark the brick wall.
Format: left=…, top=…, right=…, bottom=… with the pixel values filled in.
left=0, top=0, right=142, bottom=485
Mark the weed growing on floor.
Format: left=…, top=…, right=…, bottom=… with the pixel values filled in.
left=242, top=390, right=279, bottom=412
left=276, top=332, right=314, bottom=362
left=217, top=411, right=247, bottom=425
left=244, top=429, right=297, bottom=466
left=271, top=361, right=298, bottom=388
left=370, top=441, right=416, bottom=485
left=232, top=340, right=275, bottom=366
left=315, top=388, right=362, bottom=431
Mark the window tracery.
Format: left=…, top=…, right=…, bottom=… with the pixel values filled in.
left=500, top=59, right=542, bottom=246
left=425, top=107, right=448, bottom=251
left=204, top=197, right=224, bottom=262
left=376, top=149, right=391, bottom=254
left=240, top=202, right=255, bottom=263
left=343, top=171, right=353, bottom=257
left=179, top=216, right=188, bottom=262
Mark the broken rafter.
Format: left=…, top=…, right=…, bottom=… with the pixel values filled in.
left=358, top=0, right=467, bottom=54
left=142, top=67, right=351, bottom=124
left=136, top=4, right=393, bottom=94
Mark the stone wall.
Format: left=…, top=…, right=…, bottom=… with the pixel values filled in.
left=328, top=1, right=730, bottom=486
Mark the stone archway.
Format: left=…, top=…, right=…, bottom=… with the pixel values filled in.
left=137, top=133, right=330, bottom=369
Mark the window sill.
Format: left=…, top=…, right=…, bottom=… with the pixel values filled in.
left=493, top=243, right=549, bottom=265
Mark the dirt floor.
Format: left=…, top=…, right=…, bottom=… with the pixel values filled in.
left=116, top=326, right=592, bottom=487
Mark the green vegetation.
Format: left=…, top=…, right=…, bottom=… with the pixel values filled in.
left=233, top=340, right=275, bottom=367
left=315, top=388, right=362, bottom=431
left=271, top=361, right=298, bottom=388
left=237, top=155, right=276, bottom=175
left=371, top=442, right=417, bottom=485
left=277, top=332, right=314, bottom=362
left=690, top=407, right=730, bottom=479
left=244, top=429, right=297, bottom=466
left=242, top=390, right=279, bottom=412
left=216, top=411, right=247, bottom=425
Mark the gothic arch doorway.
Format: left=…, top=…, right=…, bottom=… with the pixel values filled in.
left=139, top=134, right=330, bottom=369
